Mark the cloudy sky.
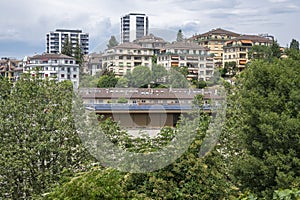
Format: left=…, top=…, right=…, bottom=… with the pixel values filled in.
left=0, top=0, right=299, bottom=59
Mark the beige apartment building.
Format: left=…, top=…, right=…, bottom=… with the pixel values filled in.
left=190, top=28, right=240, bottom=67
left=157, top=41, right=214, bottom=81
left=101, top=43, right=154, bottom=77
left=223, top=35, right=273, bottom=71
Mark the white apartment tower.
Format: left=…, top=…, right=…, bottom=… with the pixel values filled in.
left=46, top=29, right=89, bottom=55
left=121, top=13, right=149, bottom=43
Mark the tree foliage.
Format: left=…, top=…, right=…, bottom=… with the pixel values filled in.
left=223, top=57, right=300, bottom=198
left=97, top=71, right=118, bottom=88
left=176, top=29, right=184, bottom=42
left=61, top=35, right=73, bottom=57
left=224, top=61, right=238, bottom=77
left=107, top=35, right=119, bottom=49
left=46, top=107, right=235, bottom=199
left=125, top=66, right=152, bottom=87
left=0, top=75, right=91, bottom=199
left=290, top=39, right=299, bottom=50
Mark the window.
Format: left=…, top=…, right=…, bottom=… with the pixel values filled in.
left=73, top=74, right=77, bottom=78
left=45, top=74, right=49, bottom=77
left=61, top=67, right=65, bottom=71
left=61, top=74, right=65, bottom=78
left=73, top=67, right=77, bottom=71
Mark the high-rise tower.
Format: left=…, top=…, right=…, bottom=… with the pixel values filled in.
left=46, top=29, right=89, bottom=55
left=121, top=13, right=149, bottom=43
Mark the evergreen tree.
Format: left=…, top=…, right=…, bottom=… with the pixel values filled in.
left=107, top=35, right=119, bottom=48
left=61, top=35, right=73, bottom=56
left=290, top=38, right=299, bottom=50
left=176, top=29, right=184, bottom=42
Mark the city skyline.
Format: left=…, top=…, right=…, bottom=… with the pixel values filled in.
left=0, top=0, right=299, bottom=59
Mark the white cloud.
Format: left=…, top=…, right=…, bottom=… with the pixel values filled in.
left=0, top=0, right=299, bottom=57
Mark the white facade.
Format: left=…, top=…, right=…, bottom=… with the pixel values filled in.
left=24, top=53, right=80, bottom=88
left=157, top=41, right=214, bottom=81
left=121, top=13, right=149, bottom=43
left=46, top=29, right=89, bottom=55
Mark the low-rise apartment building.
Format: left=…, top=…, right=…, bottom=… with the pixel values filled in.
left=0, top=57, right=23, bottom=81
left=157, top=41, right=214, bottom=81
left=133, top=34, right=167, bottom=54
left=190, top=28, right=240, bottom=67
left=24, top=53, right=80, bottom=88
left=101, top=43, right=154, bottom=77
left=223, top=35, right=273, bottom=71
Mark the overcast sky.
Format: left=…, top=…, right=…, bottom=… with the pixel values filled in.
left=0, top=0, right=299, bottom=59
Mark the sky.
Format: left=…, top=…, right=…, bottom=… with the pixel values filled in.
left=0, top=0, right=299, bottom=59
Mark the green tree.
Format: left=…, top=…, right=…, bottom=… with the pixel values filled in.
left=46, top=107, right=235, bottom=199
left=107, top=35, right=119, bottom=48
left=97, top=71, right=118, bottom=88
left=168, top=68, right=190, bottom=88
left=61, top=35, right=73, bottom=56
left=151, top=64, right=167, bottom=83
left=271, top=40, right=282, bottom=58
left=224, top=61, right=238, bottom=77
left=79, top=74, right=99, bottom=88
left=126, top=66, right=152, bottom=87
left=176, top=29, right=184, bottom=42
left=74, top=38, right=84, bottom=65
left=290, top=38, right=299, bottom=50
left=0, top=75, right=91, bottom=199
left=226, top=58, right=300, bottom=198
left=248, top=45, right=272, bottom=60
left=115, top=77, right=129, bottom=88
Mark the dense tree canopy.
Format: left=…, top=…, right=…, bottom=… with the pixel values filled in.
left=97, top=71, right=118, bottom=88
left=0, top=75, right=92, bottom=199
left=222, top=56, right=300, bottom=198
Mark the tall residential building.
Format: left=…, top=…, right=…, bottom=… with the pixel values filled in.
left=46, top=29, right=89, bottom=56
left=121, top=13, right=149, bottom=43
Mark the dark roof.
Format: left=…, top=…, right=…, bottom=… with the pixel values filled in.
left=114, top=43, right=143, bottom=49
left=192, top=28, right=240, bottom=39
left=29, top=53, right=75, bottom=60
left=79, top=88, right=221, bottom=100
left=165, top=41, right=207, bottom=50
left=133, top=34, right=166, bottom=43
left=229, top=35, right=273, bottom=43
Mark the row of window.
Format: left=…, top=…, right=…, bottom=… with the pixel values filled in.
left=158, top=56, right=207, bottom=61
left=30, top=60, right=76, bottom=64
left=224, top=54, right=247, bottom=59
